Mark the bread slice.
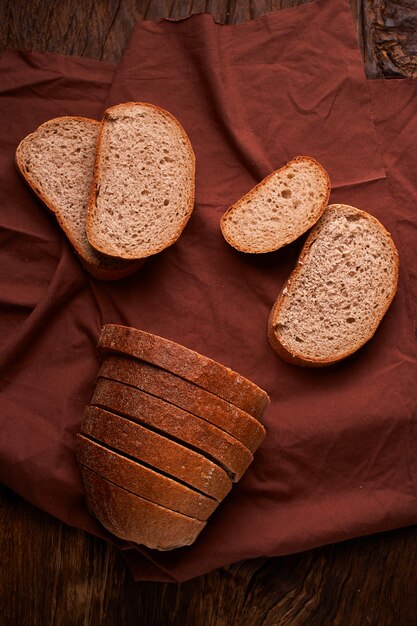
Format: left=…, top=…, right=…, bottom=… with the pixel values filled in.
left=220, top=156, right=330, bottom=253
left=15, top=117, right=141, bottom=280
left=268, top=204, right=399, bottom=366
left=99, top=355, right=265, bottom=453
left=80, top=466, right=205, bottom=550
left=76, top=435, right=217, bottom=521
left=97, top=324, right=270, bottom=418
left=81, top=406, right=232, bottom=501
left=86, top=102, right=195, bottom=260
left=92, top=378, right=253, bottom=481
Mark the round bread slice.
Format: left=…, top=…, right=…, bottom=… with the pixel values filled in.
left=92, top=378, right=253, bottom=481
left=81, top=406, right=232, bottom=501
left=76, top=434, right=217, bottom=521
left=268, top=204, right=399, bottom=366
left=220, top=156, right=330, bottom=253
left=80, top=466, right=205, bottom=550
left=15, top=116, right=141, bottom=280
left=99, top=355, right=265, bottom=454
left=86, top=102, right=195, bottom=260
left=97, top=324, right=270, bottom=419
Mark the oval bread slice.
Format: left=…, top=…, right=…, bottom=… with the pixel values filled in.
left=97, top=324, right=270, bottom=419
left=15, top=117, right=140, bottom=280
left=92, top=378, right=253, bottom=481
left=80, top=466, right=205, bottom=550
left=76, top=435, right=217, bottom=521
left=86, top=102, right=195, bottom=260
left=81, top=406, right=232, bottom=501
left=99, top=355, right=265, bottom=454
left=268, top=204, right=399, bottom=366
left=220, top=156, right=330, bottom=253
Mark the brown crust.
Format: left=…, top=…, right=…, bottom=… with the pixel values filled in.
left=15, top=116, right=140, bottom=280
left=92, top=378, right=253, bottom=481
left=268, top=204, right=400, bottom=367
left=76, top=434, right=217, bottom=521
left=85, top=102, right=196, bottom=261
left=220, top=155, right=331, bottom=253
left=97, top=324, right=270, bottom=418
left=99, top=355, right=265, bottom=453
left=80, top=466, right=205, bottom=550
left=81, top=406, right=232, bottom=501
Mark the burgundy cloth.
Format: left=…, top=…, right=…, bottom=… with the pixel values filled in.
left=1, top=0, right=416, bottom=582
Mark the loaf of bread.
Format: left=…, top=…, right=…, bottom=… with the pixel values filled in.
left=220, top=156, right=330, bottom=253
left=15, top=117, right=141, bottom=280
left=99, top=355, right=265, bottom=453
left=268, top=204, right=399, bottom=366
left=86, top=102, right=195, bottom=260
left=97, top=324, right=270, bottom=418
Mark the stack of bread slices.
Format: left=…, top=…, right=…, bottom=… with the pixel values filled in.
left=76, top=324, right=269, bottom=550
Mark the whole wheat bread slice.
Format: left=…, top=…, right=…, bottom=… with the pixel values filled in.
left=81, top=406, right=232, bottom=501
left=92, top=378, right=253, bottom=481
left=15, top=117, right=140, bottom=280
left=220, top=156, right=330, bottom=253
left=97, top=324, right=270, bottom=419
left=80, top=466, right=205, bottom=550
left=99, top=355, right=265, bottom=453
left=76, top=435, right=217, bottom=521
left=268, top=204, right=399, bottom=366
left=86, top=102, right=195, bottom=260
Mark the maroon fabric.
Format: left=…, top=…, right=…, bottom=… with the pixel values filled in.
left=1, top=0, right=416, bottom=583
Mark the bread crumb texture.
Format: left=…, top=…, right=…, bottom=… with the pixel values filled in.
left=88, top=103, right=195, bottom=259
left=221, top=156, right=330, bottom=253
left=270, top=204, right=399, bottom=363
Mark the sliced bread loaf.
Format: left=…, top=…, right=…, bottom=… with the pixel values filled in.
left=268, top=204, right=399, bottom=366
left=86, top=102, right=195, bottom=260
left=99, top=355, right=265, bottom=453
left=15, top=117, right=140, bottom=280
left=220, top=156, right=330, bottom=253
left=81, top=406, right=232, bottom=501
left=92, top=378, right=253, bottom=481
left=80, top=466, right=205, bottom=550
left=97, top=324, right=270, bottom=419
left=76, top=434, right=217, bottom=521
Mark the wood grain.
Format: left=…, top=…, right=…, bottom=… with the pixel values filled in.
left=0, top=0, right=416, bottom=76
left=1, top=1, right=417, bottom=624
left=2, top=484, right=417, bottom=626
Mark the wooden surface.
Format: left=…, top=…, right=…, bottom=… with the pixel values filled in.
left=1, top=1, right=417, bottom=625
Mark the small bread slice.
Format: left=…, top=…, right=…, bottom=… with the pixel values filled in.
left=99, top=355, right=265, bottom=453
left=268, top=204, right=399, bottom=366
left=80, top=466, right=205, bottom=550
left=76, top=435, right=217, bottom=521
left=86, top=102, right=195, bottom=260
left=15, top=117, right=140, bottom=280
left=92, top=378, right=253, bottom=481
left=220, top=156, right=330, bottom=253
left=81, top=406, right=232, bottom=501
left=97, top=324, right=270, bottom=419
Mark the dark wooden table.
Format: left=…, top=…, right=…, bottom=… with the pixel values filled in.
left=1, top=2, right=417, bottom=624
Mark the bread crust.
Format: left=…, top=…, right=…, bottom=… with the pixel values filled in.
left=81, top=406, right=232, bottom=501
left=85, top=102, right=196, bottom=260
left=99, top=355, right=265, bottom=453
left=15, top=116, right=140, bottom=280
left=268, top=204, right=399, bottom=367
left=97, top=324, right=270, bottom=419
left=220, top=155, right=331, bottom=253
left=92, top=378, right=253, bottom=481
left=80, top=466, right=205, bottom=550
left=76, top=434, right=217, bottom=521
